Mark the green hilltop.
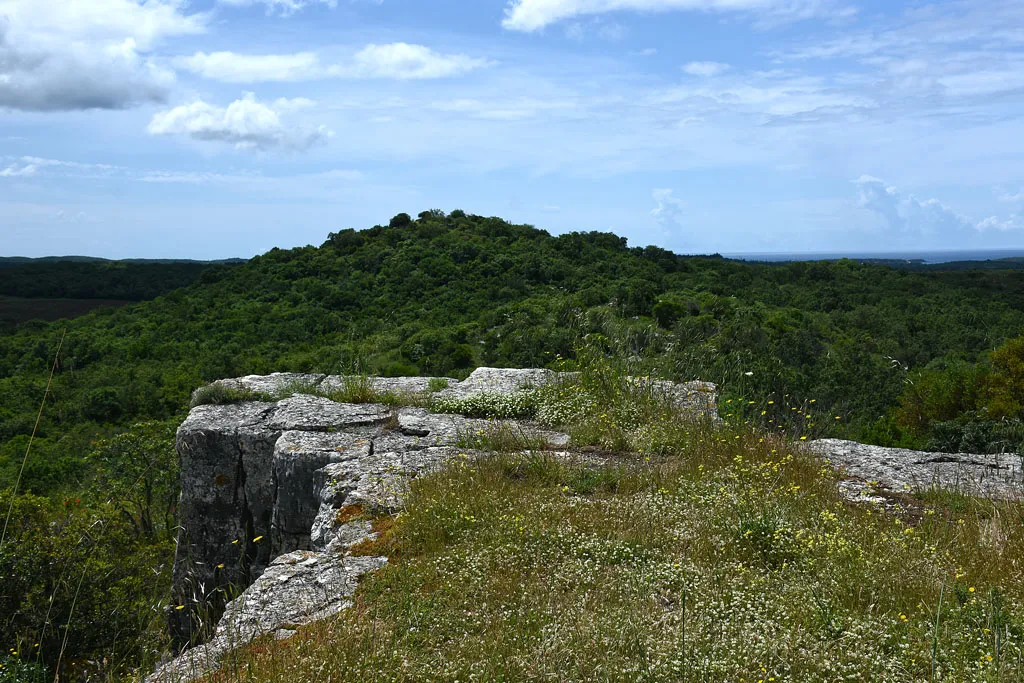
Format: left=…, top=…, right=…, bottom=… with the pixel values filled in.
left=2, top=209, right=1024, bottom=678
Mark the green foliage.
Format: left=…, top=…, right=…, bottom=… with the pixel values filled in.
left=427, top=377, right=449, bottom=392
left=0, top=259, right=222, bottom=301
left=189, top=384, right=276, bottom=408
left=0, top=656, right=48, bottom=683
left=86, top=421, right=180, bottom=540
left=895, top=335, right=1024, bottom=451
left=988, top=336, right=1024, bottom=418
left=3, top=211, right=1024, bottom=674
left=0, top=491, right=173, bottom=680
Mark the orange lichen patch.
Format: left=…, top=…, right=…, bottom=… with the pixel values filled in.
left=335, top=504, right=365, bottom=525
left=215, top=474, right=231, bottom=487
left=348, top=515, right=400, bottom=559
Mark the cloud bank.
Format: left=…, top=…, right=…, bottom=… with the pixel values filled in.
left=0, top=0, right=204, bottom=111
left=854, top=176, right=1021, bottom=240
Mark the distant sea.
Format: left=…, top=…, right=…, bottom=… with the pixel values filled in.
left=724, top=249, right=1024, bottom=264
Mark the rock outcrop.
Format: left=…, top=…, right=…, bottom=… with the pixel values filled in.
left=152, top=368, right=717, bottom=682
left=151, top=366, right=1020, bottom=682
left=808, top=439, right=1023, bottom=500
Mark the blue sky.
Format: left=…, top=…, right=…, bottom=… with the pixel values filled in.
left=1, top=0, right=1023, bottom=258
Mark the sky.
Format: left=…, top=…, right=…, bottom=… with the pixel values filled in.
left=1, top=0, right=1024, bottom=259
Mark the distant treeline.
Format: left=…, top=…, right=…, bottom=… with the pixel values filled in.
left=0, top=259, right=240, bottom=300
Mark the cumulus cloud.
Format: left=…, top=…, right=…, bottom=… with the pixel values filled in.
left=683, top=61, right=730, bottom=77
left=502, top=0, right=848, bottom=32
left=0, top=0, right=205, bottom=111
left=147, top=93, right=333, bottom=151
left=175, top=44, right=491, bottom=83
left=853, top=175, right=1021, bottom=238
left=651, top=188, right=686, bottom=228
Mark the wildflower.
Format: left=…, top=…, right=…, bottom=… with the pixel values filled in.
left=969, top=586, right=976, bottom=593
left=253, top=535, right=264, bottom=543
left=232, top=539, right=239, bottom=545
left=175, top=605, right=185, bottom=610
left=900, top=614, right=908, bottom=621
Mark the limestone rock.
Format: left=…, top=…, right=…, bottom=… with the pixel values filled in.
left=149, top=553, right=386, bottom=683
left=158, top=367, right=719, bottom=681
left=808, top=439, right=1024, bottom=499
left=437, top=366, right=554, bottom=399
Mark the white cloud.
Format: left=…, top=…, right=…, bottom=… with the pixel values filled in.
left=0, top=161, right=37, bottom=177
left=175, top=51, right=320, bottom=83
left=977, top=216, right=1023, bottom=232
left=651, top=188, right=685, bottom=228
left=175, top=44, right=491, bottom=83
left=998, top=189, right=1024, bottom=203
left=139, top=168, right=363, bottom=183
left=0, top=0, right=205, bottom=111
left=683, top=61, right=730, bottom=77
left=147, top=93, right=333, bottom=151
left=0, top=156, right=125, bottom=177
left=853, top=175, right=1021, bottom=238
left=502, top=0, right=849, bottom=32
left=338, top=43, right=493, bottom=79
left=216, top=0, right=338, bottom=17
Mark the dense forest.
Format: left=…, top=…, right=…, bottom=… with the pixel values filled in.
left=2, top=210, right=1024, bottom=679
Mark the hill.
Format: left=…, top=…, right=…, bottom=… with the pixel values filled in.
left=2, top=210, right=1024, bottom=678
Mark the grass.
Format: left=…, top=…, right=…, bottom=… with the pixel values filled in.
left=175, top=349, right=1024, bottom=681
left=198, top=350, right=1024, bottom=682
left=454, top=420, right=549, bottom=452
left=189, top=384, right=277, bottom=408
left=207, top=425, right=1024, bottom=682
left=189, top=376, right=430, bottom=410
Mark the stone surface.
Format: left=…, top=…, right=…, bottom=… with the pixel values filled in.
left=210, top=372, right=325, bottom=396
left=809, top=439, right=1024, bottom=499
left=437, top=367, right=554, bottom=399
left=158, top=367, right=720, bottom=681
left=150, top=554, right=386, bottom=683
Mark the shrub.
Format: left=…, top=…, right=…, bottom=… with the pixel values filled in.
left=189, top=384, right=275, bottom=408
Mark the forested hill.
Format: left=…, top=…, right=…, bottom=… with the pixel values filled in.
left=3, top=209, right=1024, bottom=494
left=3, top=209, right=1024, bottom=678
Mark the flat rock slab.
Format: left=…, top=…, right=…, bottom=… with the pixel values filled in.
left=149, top=553, right=386, bottom=683
left=809, top=438, right=1024, bottom=499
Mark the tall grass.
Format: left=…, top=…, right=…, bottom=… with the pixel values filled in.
left=202, top=345, right=1024, bottom=682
